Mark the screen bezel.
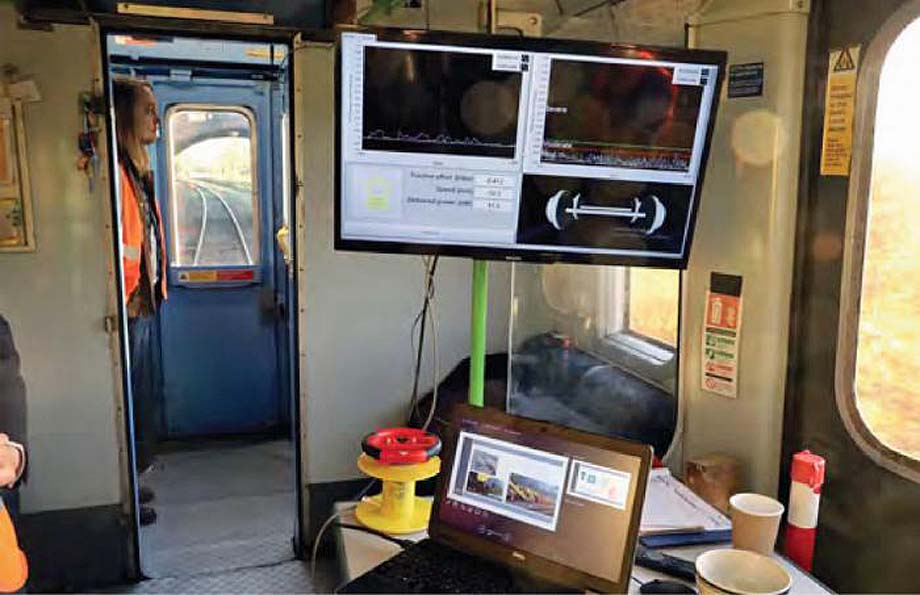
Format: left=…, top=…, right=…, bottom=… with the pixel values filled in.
left=430, top=404, right=653, bottom=594
left=332, top=27, right=727, bottom=269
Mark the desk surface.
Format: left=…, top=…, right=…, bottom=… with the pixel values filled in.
left=333, top=502, right=832, bottom=594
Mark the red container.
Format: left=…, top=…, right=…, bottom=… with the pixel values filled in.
left=784, top=450, right=825, bottom=571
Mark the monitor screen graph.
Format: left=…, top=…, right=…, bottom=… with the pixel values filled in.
left=337, top=31, right=725, bottom=268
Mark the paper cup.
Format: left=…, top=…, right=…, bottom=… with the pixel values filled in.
left=696, top=549, right=792, bottom=595
left=729, top=493, right=785, bottom=555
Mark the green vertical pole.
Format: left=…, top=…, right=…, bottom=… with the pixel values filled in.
left=469, top=260, right=489, bottom=407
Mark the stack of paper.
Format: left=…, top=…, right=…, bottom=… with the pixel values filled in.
left=640, top=468, right=732, bottom=539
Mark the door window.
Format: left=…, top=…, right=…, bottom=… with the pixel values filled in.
left=166, top=106, right=259, bottom=266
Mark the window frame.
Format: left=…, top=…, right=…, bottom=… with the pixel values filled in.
left=598, top=266, right=679, bottom=363
left=596, top=266, right=679, bottom=390
left=164, top=103, right=261, bottom=269
left=836, top=0, right=920, bottom=484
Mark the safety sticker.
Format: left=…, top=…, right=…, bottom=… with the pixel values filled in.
left=820, top=45, right=860, bottom=176
left=701, top=273, right=743, bottom=399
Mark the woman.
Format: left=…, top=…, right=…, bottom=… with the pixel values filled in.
left=113, top=78, right=167, bottom=526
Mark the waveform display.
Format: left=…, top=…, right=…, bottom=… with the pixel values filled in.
left=362, top=46, right=522, bottom=159
left=364, top=129, right=516, bottom=150
left=542, top=58, right=703, bottom=172
left=541, top=141, right=692, bottom=172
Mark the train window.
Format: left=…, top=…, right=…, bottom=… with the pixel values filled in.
left=166, top=106, right=259, bottom=267
left=509, top=263, right=678, bottom=457
left=599, top=267, right=679, bottom=357
left=839, top=14, right=920, bottom=477
left=626, top=268, right=679, bottom=348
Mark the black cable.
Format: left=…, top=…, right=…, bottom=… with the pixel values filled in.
left=310, top=478, right=379, bottom=578
left=336, top=523, right=414, bottom=549
left=408, top=290, right=430, bottom=421
left=408, top=256, right=439, bottom=425
left=573, top=0, right=626, bottom=18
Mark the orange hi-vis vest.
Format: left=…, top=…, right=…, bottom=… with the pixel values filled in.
left=0, top=499, right=27, bottom=593
left=120, top=164, right=167, bottom=303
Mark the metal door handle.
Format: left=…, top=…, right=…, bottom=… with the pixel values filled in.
left=276, top=225, right=292, bottom=267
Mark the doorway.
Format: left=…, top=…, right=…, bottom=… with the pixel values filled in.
left=104, top=33, right=299, bottom=580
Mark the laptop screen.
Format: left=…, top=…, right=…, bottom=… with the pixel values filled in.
left=434, top=407, right=648, bottom=586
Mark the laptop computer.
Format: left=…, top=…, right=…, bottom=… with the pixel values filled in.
left=339, top=404, right=653, bottom=594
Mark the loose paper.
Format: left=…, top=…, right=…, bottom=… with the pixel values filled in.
left=640, top=468, right=731, bottom=534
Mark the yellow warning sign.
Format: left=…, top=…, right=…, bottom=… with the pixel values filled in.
left=834, top=47, right=856, bottom=71
left=178, top=270, right=218, bottom=282
left=821, top=45, right=860, bottom=176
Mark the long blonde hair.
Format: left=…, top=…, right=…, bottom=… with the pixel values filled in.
left=113, top=77, right=154, bottom=175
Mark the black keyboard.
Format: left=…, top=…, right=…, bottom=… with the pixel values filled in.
left=340, top=539, right=524, bottom=593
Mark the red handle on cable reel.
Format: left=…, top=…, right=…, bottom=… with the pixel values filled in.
left=361, top=428, right=442, bottom=465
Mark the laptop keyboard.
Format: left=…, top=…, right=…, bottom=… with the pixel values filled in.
left=368, top=539, right=520, bottom=593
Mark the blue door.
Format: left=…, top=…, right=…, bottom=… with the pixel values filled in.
left=148, top=76, right=285, bottom=437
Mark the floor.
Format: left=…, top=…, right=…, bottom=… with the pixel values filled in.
left=110, top=558, right=340, bottom=594
left=108, top=439, right=339, bottom=593
left=120, top=561, right=318, bottom=594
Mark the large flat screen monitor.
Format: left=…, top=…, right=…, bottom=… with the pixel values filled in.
left=336, top=29, right=726, bottom=268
